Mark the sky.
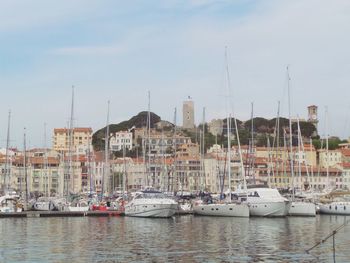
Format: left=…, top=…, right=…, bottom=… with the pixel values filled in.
left=1, top=0, right=350, bottom=149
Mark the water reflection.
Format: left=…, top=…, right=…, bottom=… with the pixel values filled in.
left=0, top=215, right=349, bottom=262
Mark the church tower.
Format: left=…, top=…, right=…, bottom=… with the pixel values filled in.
left=307, top=105, right=318, bottom=136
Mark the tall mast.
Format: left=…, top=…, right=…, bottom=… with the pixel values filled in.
left=4, top=110, right=11, bottom=191
left=297, top=117, right=302, bottom=191
left=275, top=101, right=281, bottom=182
left=201, top=107, right=206, bottom=191
left=147, top=91, right=151, bottom=187
left=23, top=127, right=28, bottom=208
left=68, top=86, right=74, bottom=195
left=325, top=106, right=329, bottom=190
left=250, top=102, right=255, bottom=184
left=287, top=66, right=295, bottom=200
left=102, top=100, right=110, bottom=197
left=225, top=47, right=232, bottom=198
left=173, top=107, right=177, bottom=193
left=44, top=122, right=49, bottom=197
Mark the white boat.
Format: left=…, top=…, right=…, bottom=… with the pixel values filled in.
left=66, top=199, right=89, bottom=212
left=289, top=200, right=316, bottom=216
left=193, top=200, right=249, bottom=217
left=124, top=190, right=178, bottom=218
left=236, top=186, right=290, bottom=217
left=319, top=201, right=350, bottom=215
left=0, top=194, right=23, bottom=213
left=32, top=197, right=57, bottom=211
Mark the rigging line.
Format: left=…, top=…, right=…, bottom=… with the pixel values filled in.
left=306, top=219, right=350, bottom=254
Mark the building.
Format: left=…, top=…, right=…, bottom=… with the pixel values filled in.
left=109, top=131, right=133, bottom=151
left=53, top=127, right=93, bottom=152
left=182, top=98, right=195, bottom=129
left=307, top=105, right=318, bottom=136
left=319, top=149, right=342, bottom=168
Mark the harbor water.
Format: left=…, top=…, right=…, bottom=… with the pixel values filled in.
left=0, top=215, right=349, bottom=262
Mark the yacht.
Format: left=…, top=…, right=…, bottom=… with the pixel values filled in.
left=235, top=186, right=291, bottom=217
left=66, top=199, right=89, bottom=212
left=0, top=194, right=22, bottom=213
left=193, top=198, right=249, bottom=217
left=289, top=200, right=316, bottom=216
left=124, top=190, right=178, bottom=218
left=319, top=201, right=350, bottom=215
left=32, top=197, right=57, bottom=211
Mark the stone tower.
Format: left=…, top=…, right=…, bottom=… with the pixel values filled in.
left=307, top=105, right=318, bottom=136
left=183, top=98, right=195, bottom=129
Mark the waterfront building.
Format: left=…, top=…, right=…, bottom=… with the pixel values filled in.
left=53, top=127, right=93, bottom=152
left=319, top=149, right=342, bottom=168
left=109, top=131, right=133, bottom=151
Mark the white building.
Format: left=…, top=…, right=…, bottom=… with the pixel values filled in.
left=110, top=131, right=133, bottom=152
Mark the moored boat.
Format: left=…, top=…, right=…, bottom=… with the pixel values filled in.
left=124, top=190, right=177, bottom=218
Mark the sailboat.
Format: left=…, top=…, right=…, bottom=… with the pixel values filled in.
left=124, top=91, right=178, bottom=217
left=318, top=107, right=350, bottom=215
left=193, top=49, right=249, bottom=217
left=285, top=67, right=316, bottom=216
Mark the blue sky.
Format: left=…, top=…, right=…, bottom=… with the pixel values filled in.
left=1, top=0, right=350, bottom=148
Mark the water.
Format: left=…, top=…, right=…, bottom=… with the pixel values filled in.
left=0, top=215, right=349, bottom=262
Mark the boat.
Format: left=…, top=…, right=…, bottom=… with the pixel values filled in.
left=193, top=199, right=249, bottom=217
left=66, top=199, right=89, bottom=212
left=289, top=200, right=316, bottom=216
left=285, top=68, right=316, bottom=217
left=0, top=194, right=23, bottom=213
left=124, top=190, right=178, bottom=218
left=32, top=197, right=57, bottom=211
left=319, top=201, right=350, bottom=215
left=235, top=185, right=291, bottom=217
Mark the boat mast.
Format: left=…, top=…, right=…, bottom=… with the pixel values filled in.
left=201, top=107, right=206, bottom=191
left=250, top=102, right=255, bottom=184
left=297, top=117, right=302, bottom=191
left=325, top=106, right=329, bottom=190
left=44, top=122, right=49, bottom=197
left=172, top=107, right=177, bottom=193
left=102, top=100, right=110, bottom=198
left=23, top=127, right=29, bottom=209
left=4, top=110, right=11, bottom=192
left=68, top=86, right=74, bottom=195
left=287, top=66, right=295, bottom=200
left=147, top=91, right=151, bottom=187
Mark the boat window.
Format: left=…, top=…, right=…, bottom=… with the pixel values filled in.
left=211, top=208, right=214, bottom=211
left=216, top=208, right=219, bottom=210
left=344, top=206, right=346, bottom=210
left=229, top=208, right=233, bottom=210
left=329, top=205, right=332, bottom=210
left=335, top=206, right=337, bottom=210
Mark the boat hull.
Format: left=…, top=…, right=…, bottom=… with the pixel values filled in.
left=319, top=202, right=350, bottom=215
left=289, top=201, right=316, bottom=216
left=125, top=203, right=177, bottom=218
left=193, top=203, right=249, bottom=217
left=249, top=201, right=290, bottom=217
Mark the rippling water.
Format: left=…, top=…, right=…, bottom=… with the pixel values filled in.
left=0, top=215, right=349, bottom=262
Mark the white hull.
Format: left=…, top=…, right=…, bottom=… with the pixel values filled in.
left=289, top=201, right=316, bottom=216
left=66, top=206, right=89, bottom=212
left=319, top=202, right=350, bottom=215
left=32, top=201, right=55, bottom=211
left=193, top=203, right=249, bottom=217
left=249, top=201, right=290, bottom=217
left=124, top=203, right=177, bottom=217
left=177, top=203, right=193, bottom=215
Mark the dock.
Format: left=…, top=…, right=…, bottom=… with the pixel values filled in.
left=0, top=210, right=124, bottom=218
